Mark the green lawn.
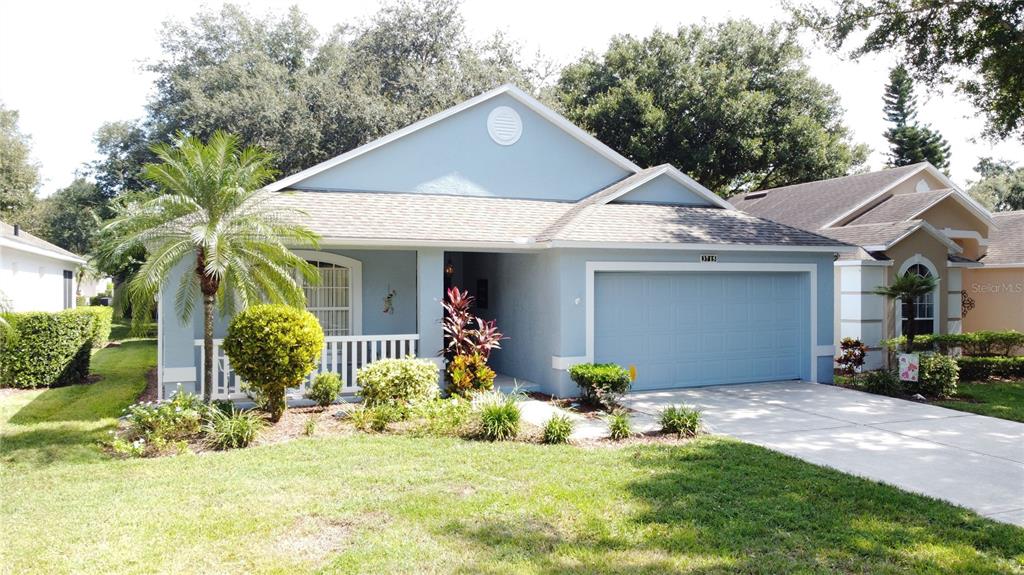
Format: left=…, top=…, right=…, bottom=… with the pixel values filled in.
left=2, top=340, right=1023, bottom=574
left=936, top=380, right=1024, bottom=423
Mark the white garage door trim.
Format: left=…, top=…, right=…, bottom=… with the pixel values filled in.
left=585, top=261, right=820, bottom=382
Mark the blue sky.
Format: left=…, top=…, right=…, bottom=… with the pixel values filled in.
left=1, top=0, right=1021, bottom=196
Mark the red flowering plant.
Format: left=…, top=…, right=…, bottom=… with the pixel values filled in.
left=441, top=287, right=506, bottom=394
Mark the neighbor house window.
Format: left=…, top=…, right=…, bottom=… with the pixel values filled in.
left=900, top=263, right=935, bottom=335
left=301, top=261, right=351, bottom=336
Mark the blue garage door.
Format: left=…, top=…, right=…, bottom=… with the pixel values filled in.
left=594, top=271, right=808, bottom=390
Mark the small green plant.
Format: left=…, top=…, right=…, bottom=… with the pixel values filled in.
left=110, top=392, right=209, bottom=457
left=568, top=363, right=631, bottom=410
left=447, top=353, right=496, bottom=396
left=411, top=397, right=471, bottom=436
left=306, top=372, right=343, bottom=408
left=223, top=304, right=324, bottom=422
left=474, top=390, right=521, bottom=441
left=357, top=357, right=439, bottom=409
left=852, top=370, right=904, bottom=396
left=915, top=353, right=959, bottom=398
left=304, top=418, right=316, bottom=436
left=347, top=405, right=373, bottom=432
left=607, top=411, right=632, bottom=440
left=202, top=408, right=266, bottom=450
left=660, top=405, right=701, bottom=437
left=542, top=414, right=574, bottom=444
left=369, top=404, right=405, bottom=432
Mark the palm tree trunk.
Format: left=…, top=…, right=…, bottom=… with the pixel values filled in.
left=904, top=299, right=917, bottom=353
left=203, top=294, right=214, bottom=402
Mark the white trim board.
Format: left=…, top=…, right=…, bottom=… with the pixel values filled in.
left=0, top=237, right=86, bottom=264
left=834, top=259, right=894, bottom=267
left=551, top=356, right=588, bottom=371
left=861, top=220, right=963, bottom=254
left=583, top=261, right=821, bottom=382
left=308, top=236, right=855, bottom=253
left=265, top=84, right=641, bottom=192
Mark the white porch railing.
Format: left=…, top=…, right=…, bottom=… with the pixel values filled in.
left=193, top=334, right=421, bottom=400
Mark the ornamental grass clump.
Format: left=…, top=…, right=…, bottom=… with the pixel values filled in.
left=660, top=405, right=701, bottom=437
left=542, top=414, right=574, bottom=444
left=223, top=304, right=324, bottom=422
left=473, top=389, right=521, bottom=441
left=607, top=411, right=633, bottom=440
left=203, top=408, right=266, bottom=450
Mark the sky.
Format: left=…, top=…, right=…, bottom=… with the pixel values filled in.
left=1, top=0, right=1022, bottom=197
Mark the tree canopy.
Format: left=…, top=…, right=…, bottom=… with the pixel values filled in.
left=790, top=0, right=1024, bottom=142
left=0, top=104, right=40, bottom=219
left=90, top=0, right=544, bottom=201
left=882, top=65, right=950, bottom=170
left=969, top=157, right=1024, bottom=212
left=554, top=20, right=868, bottom=196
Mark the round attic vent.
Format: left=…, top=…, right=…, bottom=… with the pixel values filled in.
left=487, top=106, right=522, bottom=146
left=915, top=178, right=931, bottom=192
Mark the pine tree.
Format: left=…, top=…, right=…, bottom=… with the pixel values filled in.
left=883, top=65, right=951, bottom=170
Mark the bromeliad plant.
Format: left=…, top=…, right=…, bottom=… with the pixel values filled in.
left=442, top=287, right=505, bottom=394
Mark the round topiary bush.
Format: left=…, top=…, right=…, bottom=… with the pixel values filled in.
left=223, top=304, right=324, bottom=422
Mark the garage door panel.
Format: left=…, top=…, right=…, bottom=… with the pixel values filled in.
left=595, top=271, right=808, bottom=390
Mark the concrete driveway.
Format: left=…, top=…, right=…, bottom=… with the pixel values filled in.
left=622, top=381, right=1024, bottom=526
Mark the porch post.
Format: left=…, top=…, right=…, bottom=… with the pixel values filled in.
left=416, top=248, right=445, bottom=373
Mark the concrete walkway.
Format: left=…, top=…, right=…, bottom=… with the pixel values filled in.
left=622, top=381, right=1024, bottom=526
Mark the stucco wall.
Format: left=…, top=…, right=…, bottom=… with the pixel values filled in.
left=918, top=197, right=989, bottom=239
left=294, top=93, right=631, bottom=201
left=0, top=247, right=75, bottom=312
left=889, top=170, right=946, bottom=196
left=963, top=268, right=1024, bottom=333
left=884, top=227, right=951, bottom=338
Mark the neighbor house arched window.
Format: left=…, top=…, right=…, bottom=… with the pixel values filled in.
left=897, top=256, right=939, bottom=336
left=292, top=251, right=362, bottom=337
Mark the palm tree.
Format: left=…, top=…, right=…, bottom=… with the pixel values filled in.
left=874, top=271, right=939, bottom=353
left=101, top=132, right=320, bottom=401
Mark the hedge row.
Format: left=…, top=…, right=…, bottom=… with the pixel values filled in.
left=882, top=331, right=1024, bottom=357
left=1, top=309, right=97, bottom=389
left=956, top=356, right=1024, bottom=381
left=70, top=306, right=113, bottom=348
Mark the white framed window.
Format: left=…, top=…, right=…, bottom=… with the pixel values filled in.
left=292, top=251, right=362, bottom=337
left=897, top=255, right=940, bottom=336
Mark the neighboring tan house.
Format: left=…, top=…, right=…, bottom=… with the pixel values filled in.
left=731, top=162, right=1002, bottom=369
left=157, top=84, right=854, bottom=400
left=0, top=220, right=85, bottom=312
left=963, top=211, right=1024, bottom=335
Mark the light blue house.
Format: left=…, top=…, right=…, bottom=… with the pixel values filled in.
left=157, top=85, right=853, bottom=400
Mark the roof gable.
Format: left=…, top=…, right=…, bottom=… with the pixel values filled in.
left=983, top=211, right=1024, bottom=266
left=267, top=85, right=637, bottom=201
left=0, top=220, right=84, bottom=264
left=608, top=167, right=728, bottom=208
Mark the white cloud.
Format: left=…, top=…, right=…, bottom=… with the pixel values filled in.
left=1, top=0, right=1020, bottom=197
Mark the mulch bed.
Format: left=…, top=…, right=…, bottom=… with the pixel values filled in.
left=256, top=405, right=354, bottom=445
left=136, top=368, right=159, bottom=403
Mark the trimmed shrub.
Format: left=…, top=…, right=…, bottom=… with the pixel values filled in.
left=223, top=304, right=324, bottom=422
left=883, top=331, right=1024, bottom=357
left=1, top=309, right=95, bottom=388
left=542, top=414, right=574, bottom=444
left=568, top=363, right=631, bottom=409
left=914, top=354, right=959, bottom=398
left=447, top=353, right=496, bottom=396
left=852, top=370, right=904, bottom=397
left=956, top=356, right=1024, bottom=381
left=660, top=405, right=701, bottom=437
left=202, top=408, right=265, bottom=450
left=607, top=411, right=632, bottom=440
left=474, top=390, right=521, bottom=441
left=357, top=357, right=439, bottom=409
left=71, top=306, right=113, bottom=348
left=306, top=372, right=342, bottom=408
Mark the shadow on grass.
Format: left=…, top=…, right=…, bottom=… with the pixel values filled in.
left=443, top=440, right=1024, bottom=574
left=2, top=339, right=154, bottom=466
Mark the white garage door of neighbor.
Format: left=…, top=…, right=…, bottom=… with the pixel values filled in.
left=594, top=271, right=809, bottom=390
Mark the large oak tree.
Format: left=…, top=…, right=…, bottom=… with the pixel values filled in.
left=554, top=21, right=868, bottom=196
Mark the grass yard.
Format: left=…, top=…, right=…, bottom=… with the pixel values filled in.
left=936, top=380, right=1024, bottom=423
left=2, top=338, right=1023, bottom=574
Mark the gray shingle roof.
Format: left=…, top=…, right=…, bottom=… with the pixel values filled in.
left=0, top=220, right=84, bottom=262
left=268, top=189, right=850, bottom=249
left=983, top=211, right=1024, bottom=266
left=728, top=163, right=926, bottom=230
left=847, top=189, right=952, bottom=225
left=814, top=221, right=921, bottom=247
